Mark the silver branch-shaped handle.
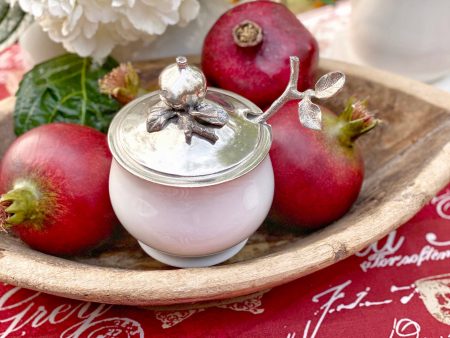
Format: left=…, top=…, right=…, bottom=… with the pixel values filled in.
left=254, top=56, right=346, bottom=130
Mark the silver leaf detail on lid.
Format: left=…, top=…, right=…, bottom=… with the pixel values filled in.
left=147, top=102, right=177, bottom=132
left=146, top=100, right=229, bottom=144
left=298, top=96, right=322, bottom=130
left=190, top=102, right=229, bottom=126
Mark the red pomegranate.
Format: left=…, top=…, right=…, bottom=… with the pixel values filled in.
left=0, top=123, right=117, bottom=255
left=202, top=0, right=319, bottom=108
left=269, top=100, right=378, bottom=229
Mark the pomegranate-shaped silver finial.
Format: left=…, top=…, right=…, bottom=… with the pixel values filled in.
left=147, top=56, right=229, bottom=144
left=159, top=56, right=207, bottom=109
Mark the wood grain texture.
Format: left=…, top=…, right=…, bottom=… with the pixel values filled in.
left=1, top=57, right=450, bottom=307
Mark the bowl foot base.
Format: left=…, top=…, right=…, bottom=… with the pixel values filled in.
left=138, top=239, right=248, bottom=268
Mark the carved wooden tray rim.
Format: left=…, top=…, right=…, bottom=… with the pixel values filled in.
left=1, top=58, right=450, bottom=307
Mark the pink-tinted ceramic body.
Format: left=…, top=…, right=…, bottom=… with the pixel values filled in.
left=109, top=157, right=274, bottom=256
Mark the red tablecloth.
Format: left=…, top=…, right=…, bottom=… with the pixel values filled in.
left=1, top=188, right=450, bottom=337
left=1, top=7, right=450, bottom=337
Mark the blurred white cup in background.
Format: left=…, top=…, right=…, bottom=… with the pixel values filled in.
left=350, top=0, right=450, bottom=82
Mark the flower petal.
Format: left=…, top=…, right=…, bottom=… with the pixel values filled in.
left=82, top=20, right=98, bottom=39
left=80, top=0, right=118, bottom=23
left=61, top=4, right=82, bottom=36
left=179, top=0, right=200, bottom=26
left=16, top=0, right=202, bottom=60
left=125, top=2, right=167, bottom=35
left=47, top=0, right=67, bottom=17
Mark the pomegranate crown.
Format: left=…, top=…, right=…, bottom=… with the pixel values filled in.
left=254, top=56, right=346, bottom=130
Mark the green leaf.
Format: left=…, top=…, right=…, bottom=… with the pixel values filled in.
left=14, top=54, right=121, bottom=135
left=0, top=1, right=33, bottom=52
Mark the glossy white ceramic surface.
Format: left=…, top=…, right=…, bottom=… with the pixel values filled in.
left=109, top=157, right=274, bottom=257
left=350, top=0, right=450, bottom=82
left=138, top=239, right=248, bottom=268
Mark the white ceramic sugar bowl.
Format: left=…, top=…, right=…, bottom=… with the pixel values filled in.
left=108, top=56, right=344, bottom=268
left=108, top=57, right=274, bottom=268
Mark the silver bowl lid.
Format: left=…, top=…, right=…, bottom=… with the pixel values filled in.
left=108, top=87, right=271, bottom=187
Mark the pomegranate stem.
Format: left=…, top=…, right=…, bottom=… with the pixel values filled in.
left=337, top=99, right=379, bottom=147
left=0, top=200, right=11, bottom=232
left=233, top=20, right=263, bottom=47
left=0, top=181, right=43, bottom=229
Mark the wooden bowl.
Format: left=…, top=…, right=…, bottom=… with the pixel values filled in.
left=1, top=57, right=450, bottom=307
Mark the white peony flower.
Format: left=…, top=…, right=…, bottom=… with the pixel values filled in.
left=10, top=0, right=201, bottom=61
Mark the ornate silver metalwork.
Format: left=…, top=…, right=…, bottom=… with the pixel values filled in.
left=147, top=56, right=229, bottom=144
left=108, top=89, right=271, bottom=187
left=109, top=55, right=347, bottom=188
left=254, top=56, right=346, bottom=130
left=146, top=55, right=345, bottom=144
